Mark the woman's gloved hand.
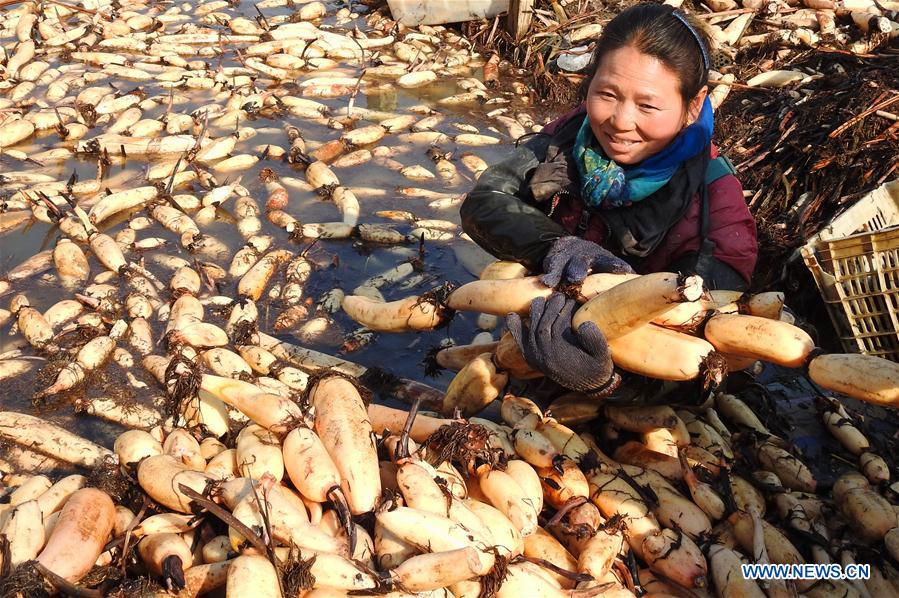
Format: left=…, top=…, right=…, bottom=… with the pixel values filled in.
left=541, top=236, right=635, bottom=288
left=506, top=292, right=616, bottom=394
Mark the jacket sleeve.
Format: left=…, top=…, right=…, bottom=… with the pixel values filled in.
left=668, top=253, right=750, bottom=291
left=460, top=139, right=569, bottom=272
left=704, top=174, right=758, bottom=285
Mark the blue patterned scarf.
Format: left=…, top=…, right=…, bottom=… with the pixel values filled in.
left=572, top=96, right=714, bottom=210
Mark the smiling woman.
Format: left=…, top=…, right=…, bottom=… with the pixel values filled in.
left=459, top=3, right=758, bottom=402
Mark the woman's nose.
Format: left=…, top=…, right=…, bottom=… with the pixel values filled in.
left=610, top=102, right=637, bottom=130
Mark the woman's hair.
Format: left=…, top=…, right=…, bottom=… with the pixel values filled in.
left=577, top=3, right=711, bottom=104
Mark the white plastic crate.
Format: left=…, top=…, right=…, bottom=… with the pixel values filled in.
left=800, top=179, right=899, bottom=360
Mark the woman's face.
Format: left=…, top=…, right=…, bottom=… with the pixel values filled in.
left=585, top=45, right=706, bottom=165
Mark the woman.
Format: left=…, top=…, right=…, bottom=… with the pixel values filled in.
left=460, top=4, right=758, bottom=399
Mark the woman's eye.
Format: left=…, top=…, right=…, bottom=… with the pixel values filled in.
left=640, top=104, right=658, bottom=111
left=597, top=91, right=615, bottom=99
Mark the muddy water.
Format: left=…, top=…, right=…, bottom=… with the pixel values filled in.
left=0, top=2, right=541, bottom=450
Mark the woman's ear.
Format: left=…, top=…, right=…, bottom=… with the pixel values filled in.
left=686, top=86, right=708, bottom=125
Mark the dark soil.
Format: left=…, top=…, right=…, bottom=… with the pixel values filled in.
left=717, top=53, right=899, bottom=288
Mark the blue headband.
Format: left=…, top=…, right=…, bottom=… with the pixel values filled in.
left=671, top=11, right=710, bottom=72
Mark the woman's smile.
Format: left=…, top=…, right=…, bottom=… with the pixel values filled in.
left=602, top=132, right=642, bottom=151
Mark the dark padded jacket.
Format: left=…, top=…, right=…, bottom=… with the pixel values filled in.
left=460, top=107, right=758, bottom=289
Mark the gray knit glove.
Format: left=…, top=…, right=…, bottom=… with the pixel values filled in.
left=541, top=236, right=635, bottom=288
left=506, top=292, right=615, bottom=393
